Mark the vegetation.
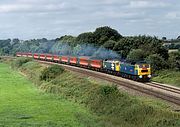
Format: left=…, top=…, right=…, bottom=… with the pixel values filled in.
left=8, top=59, right=180, bottom=127
left=152, top=70, right=180, bottom=87
left=11, top=57, right=32, bottom=68
left=168, top=51, right=180, bottom=71
left=40, top=65, right=65, bottom=81
left=0, top=26, right=167, bottom=59
left=0, top=39, right=11, bottom=55
left=0, top=63, right=102, bottom=127
left=93, top=26, right=123, bottom=45
left=163, top=37, right=180, bottom=50
left=127, top=49, right=145, bottom=62
left=146, top=54, right=168, bottom=72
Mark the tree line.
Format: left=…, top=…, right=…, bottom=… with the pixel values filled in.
left=0, top=26, right=179, bottom=72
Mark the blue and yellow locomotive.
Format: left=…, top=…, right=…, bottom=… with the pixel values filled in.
left=103, top=60, right=151, bottom=81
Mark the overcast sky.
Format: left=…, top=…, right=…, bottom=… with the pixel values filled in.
left=0, top=0, right=179, bottom=39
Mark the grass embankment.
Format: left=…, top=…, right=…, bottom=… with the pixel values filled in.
left=8, top=58, right=180, bottom=127
left=0, top=63, right=102, bottom=127
left=152, top=70, right=180, bottom=87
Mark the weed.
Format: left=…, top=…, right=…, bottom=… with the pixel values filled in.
left=11, top=57, right=32, bottom=69
left=40, top=65, right=65, bottom=81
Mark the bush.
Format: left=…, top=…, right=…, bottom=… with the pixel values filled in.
left=146, top=54, right=168, bottom=72
left=11, top=57, right=32, bottom=68
left=99, top=85, right=118, bottom=96
left=168, top=51, right=180, bottom=71
left=40, top=65, right=65, bottom=81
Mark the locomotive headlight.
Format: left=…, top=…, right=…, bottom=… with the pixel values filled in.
left=148, top=75, right=151, bottom=78
left=139, top=75, right=142, bottom=78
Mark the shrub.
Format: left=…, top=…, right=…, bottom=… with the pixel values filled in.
left=99, top=85, right=118, bottom=96
left=168, top=51, right=180, bottom=71
left=145, top=54, right=168, bottom=72
left=11, top=57, right=32, bottom=68
left=40, top=65, right=65, bottom=81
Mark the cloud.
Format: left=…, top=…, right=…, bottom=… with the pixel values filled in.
left=0, top=0, right=179, bottom=39
left=95, top=0, right=127, bottom=5
left=0, top=4, right=31, bottom=13
left=166, top=12, right=180, bottom=19
left=128, top=0, right=170, bottom=9
left=0, top=2, right=69, bottom=13
left=93, top=11, right=144, bottom=20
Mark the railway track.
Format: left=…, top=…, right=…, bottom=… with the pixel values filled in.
left=145, top=82, right=180, bottom=95
left=36, top=60, right=180, bottom=106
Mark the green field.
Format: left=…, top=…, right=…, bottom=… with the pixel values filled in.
left=0, top=63, right=100, bottom=127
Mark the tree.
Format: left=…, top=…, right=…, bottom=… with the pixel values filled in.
left=0, top=39, right=12, bottom=55
left=145, top=54, right=168, bottom=72
left=112, top=35, right=168, bottom=60
left=93, top=26, right=123, bottom=45
left=76, top=32, right=95, bottom=44
left=41, top=38, right=48, bottom=42
left=168, top=51, right=180, bottom=70
left=127, top=49, right=145, bottom=62
left=103, top=40, right=116, bottom=49
left=12, top=38, right=20, bottom=44
left=162, top=37, right=167, bottom=40
left=113, top=37, right=134, bottom=58
left=156, top=46, right=169, bottom=60
left=56, top=35, right=76, bottom=46
left=177, top=36, right=180, bottom=40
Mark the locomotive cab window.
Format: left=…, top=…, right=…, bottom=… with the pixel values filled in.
left=139, top=64, right=149, bottom=68
left=116, top=62, right=119, bottom=66
left=145, top=65, right=149, bottom=68
left=138, top=65, right=142, bottom=68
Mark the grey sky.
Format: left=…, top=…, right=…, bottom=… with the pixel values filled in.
left=0, top=0, right=179, bottom=39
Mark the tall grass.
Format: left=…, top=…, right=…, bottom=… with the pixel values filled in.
left=152, top=70, right=180, bottom=87
left=10, top=59, right=180, bottom=127
left=11, top=57, right=32, bottom=69
left=40, top=65, right=65, bottom=81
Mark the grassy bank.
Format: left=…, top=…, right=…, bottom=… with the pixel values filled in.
left=152, top=70, right=180, bottom=87
left=0, top=63, right=102, bottom=127
left=8, top=58, right=180, bottom=127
